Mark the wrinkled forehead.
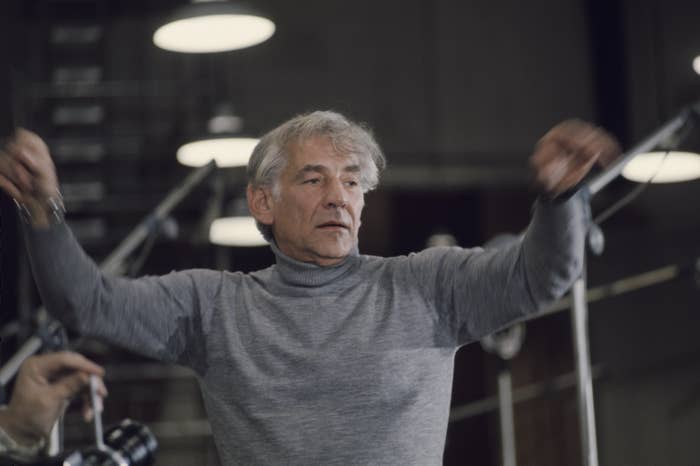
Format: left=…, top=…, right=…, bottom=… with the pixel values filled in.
left=286, top=135, right=362, bottom=167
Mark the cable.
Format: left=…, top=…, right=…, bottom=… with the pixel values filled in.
left=593, top=150, right=669, bottom=225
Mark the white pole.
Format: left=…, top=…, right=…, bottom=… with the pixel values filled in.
left=571, top=274, right=599, bottom=466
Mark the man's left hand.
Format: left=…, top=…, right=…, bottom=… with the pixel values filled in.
left=530, top=119, right=621, bottom=197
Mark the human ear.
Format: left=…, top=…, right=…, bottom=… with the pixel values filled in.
left=247, top=184, right=274, bottom=226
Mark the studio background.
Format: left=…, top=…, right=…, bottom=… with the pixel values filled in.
left=1, top=0, right=699, bottom=464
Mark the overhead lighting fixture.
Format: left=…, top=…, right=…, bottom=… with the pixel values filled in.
left=622, top=151, right=700, bottom=183
left=153, top=0, right=275, bottom=53
left=178, top=104, right=258, bottom=167
left=210, top=216, right=266, bottom=246
left=208, top=197, right=266, bottom=247
left=693, top=56, right=700, bottom=75
left=177, top=136, right=258, bottom=167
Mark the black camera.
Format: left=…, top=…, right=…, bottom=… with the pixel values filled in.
left=0, top=419, right=157, bottom=466
left=26, top=419, right=158, bottom=466
left=68, top=419, right=158, bottom=466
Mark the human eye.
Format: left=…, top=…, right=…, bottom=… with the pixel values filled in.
left=303, top=177, right=321, bottom=185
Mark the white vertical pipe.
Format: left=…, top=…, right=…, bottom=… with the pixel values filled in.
left=498, top=369, right=517, bottom=466
left=571, top=275, right=598, bottom=466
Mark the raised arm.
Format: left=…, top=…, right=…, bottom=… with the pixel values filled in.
left=409, top=120, right=620, bottom=345
left=0, top=129, right=218, bottom=367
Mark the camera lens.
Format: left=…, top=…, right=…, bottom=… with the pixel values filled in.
left=80, top=419, right=157, bottom=466
left=105, top=420, right=158, bottom=466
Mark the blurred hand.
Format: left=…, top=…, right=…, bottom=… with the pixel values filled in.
left=0, top=128, right=61, bottom=227
left=0, top=351, right=107, bottom=446
left=530, top=119, right=621, bottom=197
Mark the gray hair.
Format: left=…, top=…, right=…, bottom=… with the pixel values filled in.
left=247, top=110, right=386, bottom=242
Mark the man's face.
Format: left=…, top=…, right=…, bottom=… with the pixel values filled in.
left=254, top=136, right=366, bottom=266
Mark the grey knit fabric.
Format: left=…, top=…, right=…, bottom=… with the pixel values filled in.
left=24, top=195, right=586, bottom=465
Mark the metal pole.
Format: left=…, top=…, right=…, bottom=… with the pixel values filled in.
left=567, top=103, right=695, bottom=466
left=587, top=109, right=690, bottom=195
left=571, top=272, right=598, bottom=466
left=497, top=369, right=517, bottom=466
left=100, top=161, right=216, bottom=274
left=0, top=336, right=42, bottom=386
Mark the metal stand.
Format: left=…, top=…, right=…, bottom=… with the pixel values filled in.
left=0, top=320, right=66, bottom=386
left=497, top=369, right=516, bottom=466
left=482, top=323, right=525, bottom=466
left=100, top=161, right=216, bottom=275
left=569, top=100, right=699, bottom=466
left=571, top=273, right=598, bottom=466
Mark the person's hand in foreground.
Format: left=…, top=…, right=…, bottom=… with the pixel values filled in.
left=0, top=351, right=107, bottom=447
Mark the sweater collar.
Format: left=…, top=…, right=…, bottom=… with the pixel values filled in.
left=270, top=240, right=360, bottom=287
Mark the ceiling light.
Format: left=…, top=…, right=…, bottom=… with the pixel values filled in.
left=209, top=216, right=266, bottom=246
left=693, top=56, right=700, bottom=75
left=153, top=1, right=275, bottom=53
left=621, top=151, right=700, bottom=183
left=177, top=137, right=258, bottom=167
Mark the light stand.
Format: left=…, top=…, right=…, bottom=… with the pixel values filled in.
left=572, top=101, right=699, bottom=466
left=481, top=324, right=526, bottom=466
left=100, top=161, right=216, bottom=275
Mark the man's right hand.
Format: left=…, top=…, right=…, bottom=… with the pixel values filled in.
left=0, top=128, right=61, bottom=228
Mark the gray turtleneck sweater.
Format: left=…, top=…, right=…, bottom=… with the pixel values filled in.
left=24, top=194, right=585, bottom=465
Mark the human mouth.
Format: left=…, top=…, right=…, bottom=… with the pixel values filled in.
left=317, top=221, right=349, bottom=231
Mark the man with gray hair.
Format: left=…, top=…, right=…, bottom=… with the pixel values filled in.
left=0, top=111, right=619, bottom=465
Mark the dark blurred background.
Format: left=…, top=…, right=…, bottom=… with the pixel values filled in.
left=1, top=0, right=699, bottom=465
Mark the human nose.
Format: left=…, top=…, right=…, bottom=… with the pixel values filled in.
left=323, top=178, right=348, bottom=208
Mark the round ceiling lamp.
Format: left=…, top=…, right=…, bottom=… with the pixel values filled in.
left=621, top=151, right=700, bottom=183
left=153, top=1, right=275, bottom=53
left=209, top=216, right=267, bottom=246
left=177, top=136, right=259, bottom=167
left=693, top=56, right=700, bottom=75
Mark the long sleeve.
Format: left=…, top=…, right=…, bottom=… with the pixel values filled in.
left=23, top=222, right=221, bottom=369
left=407, top=192, right=587, bottom=346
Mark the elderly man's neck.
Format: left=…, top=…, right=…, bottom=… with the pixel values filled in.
left=280, top=244, right=349, bottom=266
left=271, top=237, right=355, bottom=267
